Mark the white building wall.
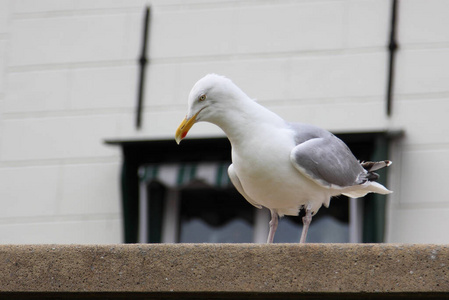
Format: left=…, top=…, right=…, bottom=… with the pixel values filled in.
left=386, top=0, right=449, bottom=243
left=0, top=0, right=447, bottom=243
left=0, top=0, right=147, bottom=243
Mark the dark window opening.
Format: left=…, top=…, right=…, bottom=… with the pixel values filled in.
left=106, top=131, right=401, bottom=243
left=179, top=187, right=253, bottom=243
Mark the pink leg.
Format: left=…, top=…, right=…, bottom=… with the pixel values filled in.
left=299, top=206, right=312, bottom=243
left=267, top=209, right=279, bottom=243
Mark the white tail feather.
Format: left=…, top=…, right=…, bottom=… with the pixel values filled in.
left=342, top=181, right=392, bottom=198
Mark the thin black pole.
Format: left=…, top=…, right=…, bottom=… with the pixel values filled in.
left=386, top=0, right=398, bottom=116
left=136, top=6, right=150, bottom=129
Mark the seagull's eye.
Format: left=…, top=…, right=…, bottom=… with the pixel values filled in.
left=198, top=94, right=206, bottom=102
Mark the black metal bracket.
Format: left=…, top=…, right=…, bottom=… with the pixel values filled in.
left=136, top=6, right=151, bottom=129
left=386, top=0, right=398, bottom=116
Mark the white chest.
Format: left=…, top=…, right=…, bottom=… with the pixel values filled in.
left=230, top=128, right=329, bottom=215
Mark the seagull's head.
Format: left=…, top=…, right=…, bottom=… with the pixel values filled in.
left=175, top=74, right=246, bottom=144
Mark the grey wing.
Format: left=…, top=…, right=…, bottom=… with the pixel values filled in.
left=289, top=125, right=365, bottom=188
left=228, top=164, right=262, bottom=209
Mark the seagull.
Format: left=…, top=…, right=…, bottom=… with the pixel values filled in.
left=175, top=74, right=392, bottom=243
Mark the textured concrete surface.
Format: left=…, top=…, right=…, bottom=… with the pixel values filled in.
left=0, top=244, right=448, bottom=297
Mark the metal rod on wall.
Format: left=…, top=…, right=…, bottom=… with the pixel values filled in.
left=386, top=0, right=398, bottom=116
left=136, top=6, right=150, bottom=129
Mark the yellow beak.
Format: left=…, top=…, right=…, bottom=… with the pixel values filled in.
left=175, top=112, right=198, bottom=144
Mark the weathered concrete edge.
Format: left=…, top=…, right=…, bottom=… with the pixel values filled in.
left=0, top=244, right=448, bottom=294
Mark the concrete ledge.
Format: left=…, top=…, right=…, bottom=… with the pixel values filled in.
left=1, top=244, right=448, bottom=299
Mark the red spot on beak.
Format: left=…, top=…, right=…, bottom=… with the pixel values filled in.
left=182, top=131, right=187, bottom=139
